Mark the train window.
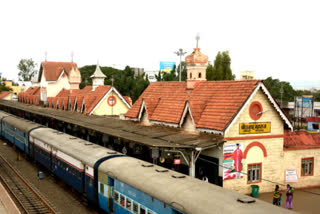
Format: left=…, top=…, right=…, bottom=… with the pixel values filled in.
left=126, top=198, right=132, bottom=210
left=114, top=192, right=119, bottom=203
left=100, top=183, right=104, bottom=195
left=140, top=206, right=146, bottom=214
left=120, top=195, right=125, bottom=207
left=133, top=202, right=138, bottom=214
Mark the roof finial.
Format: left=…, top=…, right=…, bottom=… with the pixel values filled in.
left=196, top=33, right=200, bottom=48
left=44, top=50, right=47, bottom=61
left=71, top=51, right=74, bottom=62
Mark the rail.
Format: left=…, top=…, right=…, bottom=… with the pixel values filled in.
left=0, top=153, right=58, bottom=214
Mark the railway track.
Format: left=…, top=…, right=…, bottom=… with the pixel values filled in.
left=0, top=153, right=59, bottom=214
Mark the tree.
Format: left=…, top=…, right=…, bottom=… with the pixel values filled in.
left=263, top=77, right=297, bottom=102
left=206, top=51, right=235, bottom=80
left=17, top=59, right=37, bottom=81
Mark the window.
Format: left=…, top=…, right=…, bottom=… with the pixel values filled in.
left=126, top=198, right=132, bottom=210
left=248, top=163, right=261, bottom=183
left=133, top=202, right=138, bottom=214
left=140, top=206, right=146, bottom=214
left=120, top=195, right=125, bottom=207
left=312, top=123, right=319, bottom=130
left=302, top=158, right=314, bottom=176
left=190, top=73, right=192, bottom=79
left=198, top=72, right=201, bottom=78
left=100, top=183, right=104, bottom=195
left=114, top=192, right=119, bottom=203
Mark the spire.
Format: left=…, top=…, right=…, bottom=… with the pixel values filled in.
left=91, top=61, right=106, bottom=91
left=196, top=33, right=200, bottom=48
left=90, top=62, right=106, bottom=78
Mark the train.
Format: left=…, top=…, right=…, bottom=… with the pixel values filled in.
left=0, top=110, right=292, bottom=214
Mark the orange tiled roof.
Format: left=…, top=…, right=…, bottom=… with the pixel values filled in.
left=125, top=80, right=261, bottom=131
left=41, top=61, right=78, bottom=81
left=0, top=91, right=12, bottom=99
left=284, top=130, right=320, bottom=150
left=123, top=96, right=132, bottom=106
left=25, top=86, right=40, bottom=96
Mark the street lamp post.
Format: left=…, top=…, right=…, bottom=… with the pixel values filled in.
left=174, top=49, right=187, bottom=82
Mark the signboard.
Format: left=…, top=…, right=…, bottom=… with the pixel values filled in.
left=239, top=122, right=271, bottom=134
left=151, top=148, right=159, bottom=159
left=223, top=143, right=243, bottom=180
left=174, top=159, right=181, bottom=165
left=160, top=61, right=176, bottom=73
left=285, top=169, right=298, bottom=182
left=295, top=96, right=314, bottom=108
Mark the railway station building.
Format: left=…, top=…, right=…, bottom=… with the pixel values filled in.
left=124, top=44, right=320, bottom=194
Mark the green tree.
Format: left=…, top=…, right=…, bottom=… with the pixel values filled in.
left=263, top=77, right=297, bottom=102
left=206, top=51, right=234, bottom=80
left=314, top=93, right=320, bottom=101
left=17, top=59, right=37, bottom=81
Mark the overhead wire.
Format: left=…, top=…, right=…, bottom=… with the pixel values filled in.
left=198, top=157, right=320, bottom=196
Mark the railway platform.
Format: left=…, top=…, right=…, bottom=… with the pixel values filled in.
left=0, top=182, right=20, bottom=214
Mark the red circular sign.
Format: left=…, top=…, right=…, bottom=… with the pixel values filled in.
left=107, top=96, right=117, bottom=107
left=249, top=101, right=263, bottom=120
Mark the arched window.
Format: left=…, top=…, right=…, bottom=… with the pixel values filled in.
left=198, top=72, right=202, bottom=78
left=190, top=73, right=192, bottom=79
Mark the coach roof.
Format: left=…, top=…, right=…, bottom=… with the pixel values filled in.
left=30, top=127, right=122, bottom=167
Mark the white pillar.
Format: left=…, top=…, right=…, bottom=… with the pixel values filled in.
left=189, top=151, right=195, bottom=177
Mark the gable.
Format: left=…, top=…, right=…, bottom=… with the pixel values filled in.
left=224, top=88, right=286, bottom=138
left=91, top=92, right=130, bottom=116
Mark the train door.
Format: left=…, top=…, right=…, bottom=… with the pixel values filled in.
left=196, top=155, right=221, bottom=186
left=108, top=177, right=115, bottom=213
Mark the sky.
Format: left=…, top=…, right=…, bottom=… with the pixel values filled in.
left=1, top=0, right=320, bottom=89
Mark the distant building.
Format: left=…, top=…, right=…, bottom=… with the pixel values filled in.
left=240, top=71, right=255, bottom=80
left=32, top=61, right=81, bottom=103
left=0, top=91, right=13, bottom=100
left=144, top=71, right=158, bottom=83
left=306, top=117, right=320, bottom=133
left=3, top=80, right=27, bottom=95
left=131, top=67, right=144, bottom=77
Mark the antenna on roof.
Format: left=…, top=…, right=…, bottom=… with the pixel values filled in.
left=111, top=75, right=114, bottom=87
left=44, top=50, right=47, bottom=62
left=71, top=51, right=74, bottom=62
left=196, top=33, right=200, bottom=48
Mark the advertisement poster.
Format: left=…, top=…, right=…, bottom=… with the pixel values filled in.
left=285, top=169, right=298, bottom=182
left=160, top=61, right=176, bottom=73
left=223, top=143, right=243, bottom=180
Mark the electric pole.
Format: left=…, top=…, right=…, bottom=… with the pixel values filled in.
left=174, top=49, right=187, bottom=82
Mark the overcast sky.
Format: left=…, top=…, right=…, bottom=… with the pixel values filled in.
left=1, top=0, right=319, bottom=88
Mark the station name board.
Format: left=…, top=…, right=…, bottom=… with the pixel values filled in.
left=239, top=122, right=271, bottom=134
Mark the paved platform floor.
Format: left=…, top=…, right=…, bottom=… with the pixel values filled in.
left=258, top=188, right=320, bottom=214
left=0, top=183, right=20, bottom=214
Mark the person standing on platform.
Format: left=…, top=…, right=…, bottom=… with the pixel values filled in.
left=285, top=184, right=293, bottom=209
left=273, top=185, right=281, bottom=206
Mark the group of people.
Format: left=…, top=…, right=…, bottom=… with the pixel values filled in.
left=273, top=184, right=293, bottom=209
